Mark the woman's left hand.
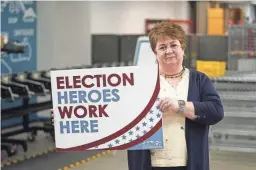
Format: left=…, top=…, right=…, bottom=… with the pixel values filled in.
left=158, top=97, right=179, bottom=113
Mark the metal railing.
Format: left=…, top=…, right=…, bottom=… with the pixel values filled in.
left=210, top=71, right=256, bottom=153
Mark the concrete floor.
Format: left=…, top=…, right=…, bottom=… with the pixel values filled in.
left=70, top=150, right=256, bottom=170
left=1, top=130, right=101, bottom=170
left=2, top=129, right=256, bottom=170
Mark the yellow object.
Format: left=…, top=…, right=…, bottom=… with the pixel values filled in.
left=207, top=8, right=225, bottom=35
left=196, top=60, right=226, bottom=78
left=81, top=160, right=86, bottom=164
left=1, top=147, right=56, bottom=168
left=107, top=150, right=112, bottom=154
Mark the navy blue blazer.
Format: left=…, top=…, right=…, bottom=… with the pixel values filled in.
left=127, top=69, right=224, bottom=170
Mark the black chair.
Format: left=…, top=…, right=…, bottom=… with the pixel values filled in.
left=1, top=72, right=54, bottom=158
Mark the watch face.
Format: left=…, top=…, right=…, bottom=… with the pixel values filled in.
left=178, top=100, right=185, bottom=105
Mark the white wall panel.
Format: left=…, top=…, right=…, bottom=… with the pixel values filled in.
left=37, top=1, right=56, bottom=70
left=37, top=1, right=91, bottom=70
left=37, top=1, right=190, bottom=69
left=90, top=1, right=190, bottom=34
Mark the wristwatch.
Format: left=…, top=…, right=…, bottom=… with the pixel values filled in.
left=177, top=100, right=185, bottom=114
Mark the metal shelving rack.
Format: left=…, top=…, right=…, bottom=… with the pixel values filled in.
left=210, top=72, right=256, bottom=153
left=227, top=24, right=256, bottom=71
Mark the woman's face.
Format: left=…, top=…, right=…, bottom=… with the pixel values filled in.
left=155, top=36, right=184, bottom=70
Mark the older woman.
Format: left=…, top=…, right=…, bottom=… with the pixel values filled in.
left=127, top=22, right=224, bottom=170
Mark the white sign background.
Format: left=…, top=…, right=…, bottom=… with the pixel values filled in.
left=51, top=64, right=159, bottom=150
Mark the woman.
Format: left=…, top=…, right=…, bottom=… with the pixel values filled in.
left=127, top=22, right=224, bottom=170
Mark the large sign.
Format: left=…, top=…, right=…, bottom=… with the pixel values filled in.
left=51, top=65, right=164, bottom=151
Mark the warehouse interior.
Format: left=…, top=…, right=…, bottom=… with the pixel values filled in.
left=1, top=1, right=256, bottom=170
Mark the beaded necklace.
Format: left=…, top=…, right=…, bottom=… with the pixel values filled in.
left=160, top=66, right=185, bottom=79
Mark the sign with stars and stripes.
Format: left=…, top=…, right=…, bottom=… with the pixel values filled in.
left=51, top=63, right=163, bottom=151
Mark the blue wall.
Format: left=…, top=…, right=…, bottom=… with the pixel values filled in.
left=1, top=1, right=37, bottom=74
left=1, top=1, right=38, bottom=128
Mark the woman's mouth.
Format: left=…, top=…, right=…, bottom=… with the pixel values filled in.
left=166, top=56, right=175, bottom=59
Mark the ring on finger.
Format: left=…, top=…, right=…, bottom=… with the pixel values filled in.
left=163, top=102, right=170, bottom=110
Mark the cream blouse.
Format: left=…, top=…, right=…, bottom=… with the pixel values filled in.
left=151, top=68, right=190, bottom=167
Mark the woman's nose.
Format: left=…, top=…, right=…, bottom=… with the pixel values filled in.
left=165, top=47, right=173, bottom=54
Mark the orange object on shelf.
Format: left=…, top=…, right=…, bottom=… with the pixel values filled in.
left=207, top=8, right=225, bottom=35
left=228, top=8, right=244, bottom=25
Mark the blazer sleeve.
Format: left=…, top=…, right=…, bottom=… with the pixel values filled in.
left=192, top=74, right=224, bottom=125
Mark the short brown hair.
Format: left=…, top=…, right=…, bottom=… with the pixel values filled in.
left=148, top=22, right=187, bottom=52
